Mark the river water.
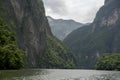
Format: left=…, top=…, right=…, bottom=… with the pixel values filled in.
left=0, top=69, right=120, bottom=80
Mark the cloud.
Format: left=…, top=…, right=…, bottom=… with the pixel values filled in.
left=43, top=0, right=105, bottom=23
left=43, top=0, right=68, bottom=15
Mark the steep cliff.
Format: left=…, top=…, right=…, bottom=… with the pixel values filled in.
left=104, top=0, right=113, bottom=5
left=0, top=0, right=75, bottom=68
left=64, top=0, right=120, bottom=68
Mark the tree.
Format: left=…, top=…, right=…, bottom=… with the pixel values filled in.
left=95, top=53, right=120, bottom=71
left=0, top=19, right=25, bottom=69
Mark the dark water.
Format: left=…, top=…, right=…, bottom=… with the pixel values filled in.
left=0, top=69, right=120, bottom=80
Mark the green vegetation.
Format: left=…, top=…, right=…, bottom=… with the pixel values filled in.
left=38, top=34, right=75, bottom=69
left=63, top=0, right=120, bottom=69
left=0, top=19, right=25, bottom=70
left=0, top=0, right=77, bottom=68
left=95, top=54, right=120, bottom=70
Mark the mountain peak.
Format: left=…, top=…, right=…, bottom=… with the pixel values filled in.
left=47, top=16, right=84, bottom=40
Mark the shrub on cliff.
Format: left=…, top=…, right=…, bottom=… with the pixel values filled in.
left=0, top=19, right=25, bottom=69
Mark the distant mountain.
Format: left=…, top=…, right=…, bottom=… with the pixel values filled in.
left=47, top=16, right=84, bottom=40
left=64, top=0, right=120, bottom=69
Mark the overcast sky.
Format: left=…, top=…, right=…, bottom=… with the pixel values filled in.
left=43, top=0, right=105, bottom=23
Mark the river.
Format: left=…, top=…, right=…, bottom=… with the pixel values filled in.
left=0, top=69, right=120, bottom=80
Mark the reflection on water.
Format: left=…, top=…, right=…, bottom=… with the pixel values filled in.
left=0, top=69, right=48, bottom=80
left=0, top=69, right=120, bottom=80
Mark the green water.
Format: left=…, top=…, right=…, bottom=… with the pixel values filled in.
left=0, top=69, right=120, bottom=80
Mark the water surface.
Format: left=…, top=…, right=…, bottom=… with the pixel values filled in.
left=0, top=69, right=120, bottom=80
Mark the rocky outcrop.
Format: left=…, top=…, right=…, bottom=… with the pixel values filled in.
left=93, top=0, right=120, bottom=31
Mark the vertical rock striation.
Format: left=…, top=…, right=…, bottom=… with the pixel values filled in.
left=0, top=0, right=48, bottom=67
left=0, top=0, right=75, bottom=68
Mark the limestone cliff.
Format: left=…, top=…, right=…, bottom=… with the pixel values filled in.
left=64, top=0, right=120, bottom=69
left=0, top=0, right=75, bottom=68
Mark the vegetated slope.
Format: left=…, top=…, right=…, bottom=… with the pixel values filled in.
left=47, top=16, right=84, bottom=40
left=0, top=0, right=75, bottom=68
left=64, top=0, right=120, bottom=69
left=39, top=34, right=75, bottom=68
left=96, top=53, right=120, bottom=71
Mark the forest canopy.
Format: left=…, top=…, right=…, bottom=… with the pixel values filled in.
left=95, top=54, right=120, bottom=71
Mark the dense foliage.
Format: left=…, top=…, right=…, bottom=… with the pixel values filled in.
left=95, top=54, right=120, bottom=70
left=0, top=19, right=24, bottom=69
left=38, top=34, right=75, bottom=69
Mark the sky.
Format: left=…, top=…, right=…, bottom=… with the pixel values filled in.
left=43, top=0, right=105, bottom=23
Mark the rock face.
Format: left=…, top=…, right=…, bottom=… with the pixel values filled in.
left=104, top=0, right=113, bottom=5
left=0, top=0, right=75, bottom=68
left=47, top=16, right=83, bottom=40
left=0, top=0, right=48, bottom=67
left=93, top=0, right=120, bottom=31
left=64, top=0, right=120, bottom=69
